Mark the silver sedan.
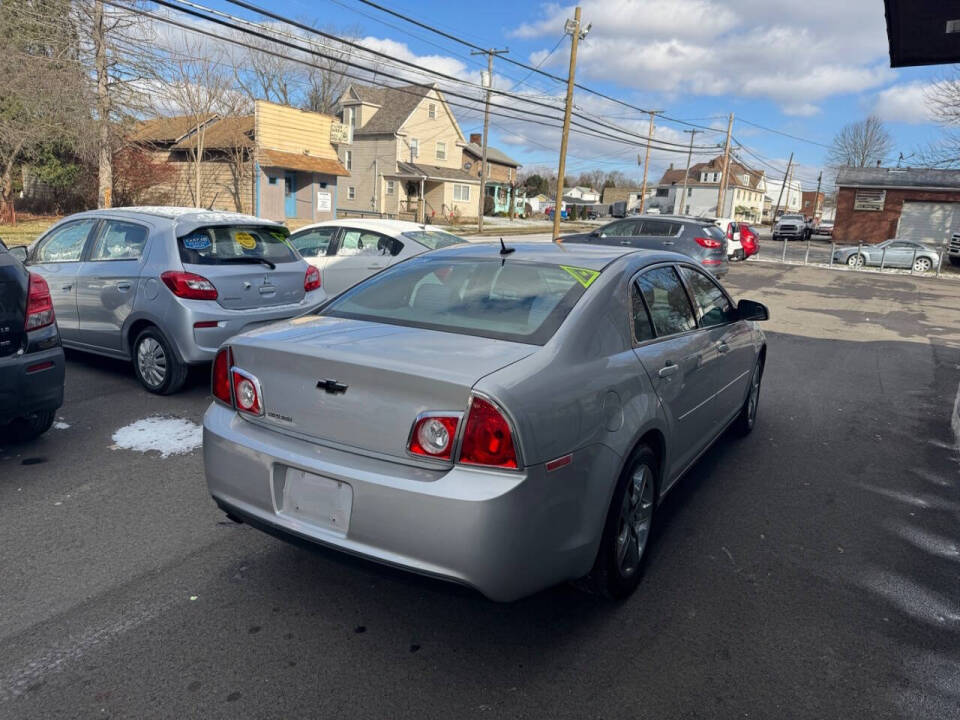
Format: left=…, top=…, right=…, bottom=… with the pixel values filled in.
left=833, top=238, right=940, bottom=272
left=203, top=242, right=768, bottom=601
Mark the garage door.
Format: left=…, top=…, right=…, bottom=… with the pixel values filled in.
left=897, top=201, right=960, bottom=246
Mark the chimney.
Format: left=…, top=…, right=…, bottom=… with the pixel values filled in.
left=669, top=162, right=674, bottom=170
left=470, top=133, right=482, bottom=145
left=876, top=160, right=882, bottom=167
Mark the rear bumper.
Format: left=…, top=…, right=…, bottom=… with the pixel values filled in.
left=0, top=335, right=64, bottom=425
left=164, top=289, right=327, bottom=364
left=203, top=402, right=612, bottom=601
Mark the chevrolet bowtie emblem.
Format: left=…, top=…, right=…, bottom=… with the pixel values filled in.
left=317, top=379, right=348, bottom=395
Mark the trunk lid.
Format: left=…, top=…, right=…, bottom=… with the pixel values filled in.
left=186, top=262, right=306, bottom=310
left=230, top=316, right=537, bottom=459
left=0, top=253, right=28, bottom=358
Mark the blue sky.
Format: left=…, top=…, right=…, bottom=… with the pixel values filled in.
left=196, top=0, right=949, bottom=190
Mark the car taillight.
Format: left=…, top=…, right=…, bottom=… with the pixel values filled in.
left=408, top=414, right=460, bottom=460
left=458, top=395, right=518, bottom=469
left=25, top=273, right=55, bottom=331
left=304, top=265, right=321, bottom=292
left=231, top=368, right=263, bottom=416
left=161, top=271, right=218, bottom=300
left=212, top=346, right=233, bottom=406
left=695, top=236, right=723, bottom=249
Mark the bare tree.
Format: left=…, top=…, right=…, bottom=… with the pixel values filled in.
left=826, top=116, right=894, bottom=168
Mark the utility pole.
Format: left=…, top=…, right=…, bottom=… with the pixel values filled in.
left=716, top=113, right=734, bottom=218
left=679, top=129, right=699, bottom=215
left=637, top=110, right=663, bottom=214
left=812, top=170, right=823, bottom=221
left=772, top=152, right=794, bottom=222
left=553, top=6, right=589, bottom=242
left=471, top=47, right=509, bottom=232
left=93, top=0, right=112, bottom=208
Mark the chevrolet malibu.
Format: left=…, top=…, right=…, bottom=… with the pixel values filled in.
left=203, top=242, right=769, bottom=601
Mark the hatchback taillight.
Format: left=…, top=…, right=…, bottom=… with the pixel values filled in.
left=695, top=236, right=723, bottom=249
left=304, top=265, right=321, bottom=292
left=161, top=271, right=218, bottom=300
left=212, top=346, right=233, bottom=406
left=459, top=395, right=518, bottom=469
left=25, top=273, right=55, bottom=331
left=408, top=414, right=460, bottom=460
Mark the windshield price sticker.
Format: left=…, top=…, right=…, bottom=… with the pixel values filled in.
left=235, top=231, right=257, bottom=250
left=560, top=265, right=600, bottom=288
left=182, top=233, right=211, bottom=251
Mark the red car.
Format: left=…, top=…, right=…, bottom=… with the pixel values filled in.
left=728, top=222, right=759, bottom=259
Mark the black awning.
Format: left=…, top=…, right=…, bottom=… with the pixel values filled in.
left=885, top=0, right=960, bottom=67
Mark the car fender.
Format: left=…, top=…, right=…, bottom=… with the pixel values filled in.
left=121, top=309, right=176, bottom=359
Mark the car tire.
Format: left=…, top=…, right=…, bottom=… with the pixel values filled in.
left=913, top=257, right=933, bottom=273
left=733, top=358, right=763, bottom=436
left=10, top=410, right=56, bottom=442
left=133, top=326, right=188, bottom=395
left=579, top=444, right=658, bottom=600
left=847, top=254, right=865, bottom=268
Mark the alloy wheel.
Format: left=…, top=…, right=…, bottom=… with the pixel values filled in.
left=913, top=257, right=932, bottom=273
left=847, top=254, right=864, bottom=268
left=616, top=463, right=655, bottom=578
left=747, top=364, right=761, bottom=429
left=137, top=337, right=167, bottom=388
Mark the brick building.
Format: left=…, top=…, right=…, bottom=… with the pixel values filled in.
left=801, top=191, right=825, bottom=220
left=834, top=167, right=960, bottom=246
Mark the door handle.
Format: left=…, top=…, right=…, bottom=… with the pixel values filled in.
left=663, top=241, right=674, bottom=246
left=717, top=342, right=730, bottom=353
left=367, top=264, right=384, bottom=270
left=116, top=281, right=132, bottom=291
left=658, top=363, right=679, bottom=378
left=61, top=284, right=73, bottom=291
left=620, top=240, right=632, bottom=246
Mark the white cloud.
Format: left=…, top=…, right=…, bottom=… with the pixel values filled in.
left=873, top=82, right=937, bottom=124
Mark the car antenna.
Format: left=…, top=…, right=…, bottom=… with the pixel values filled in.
left=499, top=238, right=515, bottom=256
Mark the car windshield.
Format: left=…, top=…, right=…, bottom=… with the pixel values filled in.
left=400, top=229, right=466, bottom=250
left=177, top=225, right=297, bottom=265
left=321, top=256, right=596, bottom=345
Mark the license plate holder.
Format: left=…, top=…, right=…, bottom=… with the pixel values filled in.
left=278, top=467, right=352, bottom=536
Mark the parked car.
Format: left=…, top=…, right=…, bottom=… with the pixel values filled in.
left=833, top=238, right=940, bottom=272
left=773, top=213, right=809, bottom=242
left=562, top=215, right=729, bottom=277
left=14, top=208, right=326, bottom=394
left=0, top=237, right=65, bottom=441
left=288, top=219, right=466, bottom=296
left=203, top=241, right=769, bottom=601
left=949, top=232, right=960, bottom=266
left=728, top=222, right=759, bottom=259
left=813, top=220, right=834, bottom=237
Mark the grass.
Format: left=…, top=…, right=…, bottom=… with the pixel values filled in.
left=0, top=216, right=60, bottom=247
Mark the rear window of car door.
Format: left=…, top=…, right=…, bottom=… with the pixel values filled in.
left=88, top=220, right=148, bottom=261
left=637, top=220, right=680, bottom=237
left=35, top=219, right=98, bottom=263
left=679, top=266, right=735, bottom=328
left=291, top=227, right=337, bottom=258
left=598, top=220, right=638, bottom=237
left=337, top=229, right=403, bottom=257
left=635, top=266, right=697, bottom=336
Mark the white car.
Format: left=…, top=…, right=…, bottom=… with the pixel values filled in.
left=288, top=219, right=467, bottom=296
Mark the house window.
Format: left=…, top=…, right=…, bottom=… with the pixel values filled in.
left=409, top=138, right=419, bottom=159
left=853, top=189, right=885, bottom=211
left=687, top=187, right=693, bottom=197
left=428, top=103, right=437, bottom=119
left=655, top=188, right=669, bottom=197
left=436, top=141, right=446, bottom=161
left=348, top=186, right=356, bottom=200
left=268, top=176, right=278, bottom=185
left=386, top=180, right=395, bottom=195
left=453, top=184, right=470, bottom=202
left=345, top=150, right=352, bottom=171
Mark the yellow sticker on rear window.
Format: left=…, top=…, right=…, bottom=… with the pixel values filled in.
left=560, top=265, right=600, bottom=288
left=235, top=231, right=256, bottom=250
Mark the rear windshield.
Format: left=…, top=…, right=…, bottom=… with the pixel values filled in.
left=400, top=230, right=466, bottom=250
left=321, top=256, right=598, bottom=345
left=177, top=225, right=297, bottom=265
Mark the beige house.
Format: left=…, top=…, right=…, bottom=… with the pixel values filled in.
left=336, top=83, right=479, bottom=222
left=133, top=100, right=349, bottom=225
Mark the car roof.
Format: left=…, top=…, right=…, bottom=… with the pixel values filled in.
left=630, top=214, right=719, bottom=225
left=420, top=240, right=677, bottom=271
left=53, top=207, right=285, bottom=238
left=292, top=218, right=467, bottom=237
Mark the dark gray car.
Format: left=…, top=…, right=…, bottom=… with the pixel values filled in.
left=561, top=216, right=729, bottom=278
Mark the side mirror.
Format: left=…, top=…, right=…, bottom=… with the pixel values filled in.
left=738, top=299, right=769, bottom=322
left=9, top=245, right=28, bottom=263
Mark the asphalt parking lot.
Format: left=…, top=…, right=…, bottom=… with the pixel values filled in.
left=1, top=259, right=958, bottom=719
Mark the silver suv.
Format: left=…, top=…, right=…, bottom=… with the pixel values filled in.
left=15, top=207, right=326, bottom=394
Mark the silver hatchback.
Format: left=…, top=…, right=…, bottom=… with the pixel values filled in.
left=20, top=207, right=326, bottom=393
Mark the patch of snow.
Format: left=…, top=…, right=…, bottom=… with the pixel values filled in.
left=53, top=421, right=70, bottom=430
left=111, top=417, right=202, bottom=458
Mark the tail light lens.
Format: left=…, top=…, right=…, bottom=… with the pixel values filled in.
left=231, top=369, right=263, bottom=416
left=304, top=265, right=321, bottom=292
left=25, top=273, right=55, bottom=331
left=161, top=271, right=218, bottom=300
left=212, top=346, right=233, bottom=406
left=695, top=236, right=723, bottom=249
left=459, top=396, right=518, bottom=469
left=408, top=414, right=460, bottom=460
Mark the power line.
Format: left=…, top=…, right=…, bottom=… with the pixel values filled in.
left=735, top=117, right=831, bottom=150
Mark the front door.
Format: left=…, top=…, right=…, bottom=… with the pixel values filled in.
left=76, top=219, right=149, bottom=352
left=284, top=172, right=297, bottom=218
left=27, top=218, right=99, bottom=342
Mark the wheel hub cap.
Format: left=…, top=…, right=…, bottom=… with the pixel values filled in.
left=137, top=338, right=167, bottom=388
left=616, top=464, right=654, bottom=577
